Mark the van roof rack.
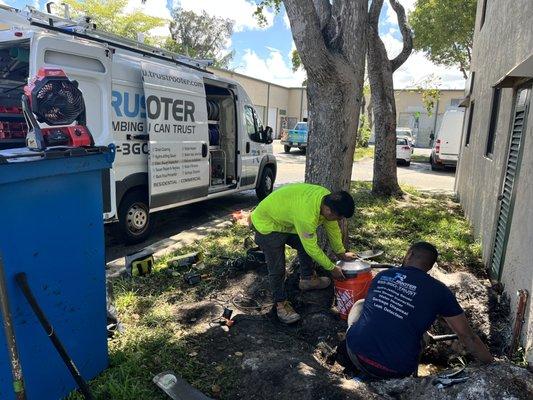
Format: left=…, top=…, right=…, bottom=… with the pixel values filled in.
left=0, top=4, right=213, bottom=73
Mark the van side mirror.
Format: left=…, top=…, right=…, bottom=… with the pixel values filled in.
left=263, top=126, right=273, bottom=144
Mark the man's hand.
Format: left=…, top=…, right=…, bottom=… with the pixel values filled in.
left=337, top=252, right=358, bottom=261
left=330, top=265, right=346, bottom=281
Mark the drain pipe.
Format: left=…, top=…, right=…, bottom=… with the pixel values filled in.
left=509, top=289, right=529, bottom=357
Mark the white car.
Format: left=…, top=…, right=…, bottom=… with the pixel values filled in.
left=396, top=137, right=412, bottom=166
left=397, top=127, right=415, bottom=146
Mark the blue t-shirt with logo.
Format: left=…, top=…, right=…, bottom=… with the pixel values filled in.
left=346, top=266, right=463, bottom=376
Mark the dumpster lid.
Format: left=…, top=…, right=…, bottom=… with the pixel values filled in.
left=0, top=146, right=111, bottom=164
left=337, top=260, right=371, bottom=277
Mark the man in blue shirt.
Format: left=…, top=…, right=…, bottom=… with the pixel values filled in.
left=346, top=242, right=493, bottom=378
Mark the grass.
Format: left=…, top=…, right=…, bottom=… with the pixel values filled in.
left=68, top=183, right=483, bottom=399
left=354, top=146, right=374, bottom=161
left=411, top=154, right=430, bottom=163
left=348, top=181, right=483, bottom=274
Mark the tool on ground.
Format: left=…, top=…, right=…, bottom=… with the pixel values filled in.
left=0, top=256, right=26, bottom=400
left=432, top=367, right=468, bottom=389
left=509, top=289, right=529, bottom=357
left=153, top=371, right=213, bottom=400
left=23, top=68, right=93, bottom=150
left=357, top=249, right=384, bottom=260
left=221, top=307, right=235, bottom=327
left=428, top=333, right=458, bottom=343
left=167, top=252, right=202, bottom=268
left=15, top=273, right=95, bottom=400
left=125, top=250, right=154, bottom=277
left=184, top=271, right=211, bottom=286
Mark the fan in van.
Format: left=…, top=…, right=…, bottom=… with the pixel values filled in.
left=23, top=67, right=93, bottom=150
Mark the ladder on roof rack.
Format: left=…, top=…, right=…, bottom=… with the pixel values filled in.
left=6, top=5, right=214, bottom=71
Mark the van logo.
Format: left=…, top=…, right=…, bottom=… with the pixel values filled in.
left=111, top=91, right=146, bottom=118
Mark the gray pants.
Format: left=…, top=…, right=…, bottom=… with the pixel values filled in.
left=254, top=231, right=314, bottom=303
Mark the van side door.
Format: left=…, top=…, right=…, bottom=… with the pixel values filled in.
left=141, top=61, right=209, bottom=209
left=31, top=33, right=114, bottom=215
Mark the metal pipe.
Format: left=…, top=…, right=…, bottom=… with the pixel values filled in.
left=0, top=255, right=26, bottom=400
left=509, top=289, right=529, bottom=357
left=15, top=273, right=95, bottom=400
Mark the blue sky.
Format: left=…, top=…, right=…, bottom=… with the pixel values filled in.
left=3, top=0, right=465, bottom=89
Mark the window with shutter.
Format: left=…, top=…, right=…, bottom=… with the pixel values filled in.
left=490, top=86, right=531, bottom=280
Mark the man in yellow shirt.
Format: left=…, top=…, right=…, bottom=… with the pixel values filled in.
left=251, top=183, right=357, bottom=324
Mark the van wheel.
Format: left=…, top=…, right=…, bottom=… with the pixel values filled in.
left=430, top=156, right=440, bottom=171
left=118, top=190, right=152, bottom=244
left=256, top=167, right=274, bottom=200
left=299, top=147, right=307, bottom=154
left=284, top=145, right=291, bottom=153
left=405, top=161, right=411, bottom=167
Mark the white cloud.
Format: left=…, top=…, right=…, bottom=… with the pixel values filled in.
left=283, top=11, right=291, bottom=29
left=236, top=47, right=306, bottom=87
left=176, top=0, right=274, bottom=32
left=126, top=0, right=172, bottom=37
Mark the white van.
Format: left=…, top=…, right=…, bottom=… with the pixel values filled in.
left=0, top=5, right=277, bottom=243
left=430, top=109, right=464, bottom=170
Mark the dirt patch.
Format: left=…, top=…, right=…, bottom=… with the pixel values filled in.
left=169, top=262, right=529, bottom=399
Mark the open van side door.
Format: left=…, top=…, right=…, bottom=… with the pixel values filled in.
left=31, top=33, right=115, bottom=216
left=140, top=62, right=209, bottom=209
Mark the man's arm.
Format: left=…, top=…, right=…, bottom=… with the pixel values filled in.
left=323, top=220, right=357, bottom=261
left=444, top=313, right=494, bottom=364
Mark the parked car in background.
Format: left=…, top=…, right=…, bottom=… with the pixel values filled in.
left=396, top=137, right=412, bottom=166
left=397, top=127, right=415, bottom=147
left=430, top=109, right=465, bottom=170
left=281, top=121, right=308, bottom=153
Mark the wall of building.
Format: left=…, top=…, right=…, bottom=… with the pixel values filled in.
left=455, top=0, right=533, bottom=363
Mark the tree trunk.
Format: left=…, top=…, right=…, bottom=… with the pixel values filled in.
left=368, top=0, right=412, bottom=196
left=368, top=38, right=401, bottom=196
left=305, top=72, right=361, bottom=192
left=283, top=0, right=367, bottom=193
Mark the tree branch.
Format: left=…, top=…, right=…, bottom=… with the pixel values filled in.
left=389, top=0, right=413, bottom=72
left=313, top=0, right=331, bottom=31
left=368, top=0, right=384, bottom=27
left=284, top=0, right=331, bottom=75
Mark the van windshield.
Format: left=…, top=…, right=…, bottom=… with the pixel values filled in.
left=396, top=138, right=408, bottom=146
left=294, top=123, right=307, bottom=130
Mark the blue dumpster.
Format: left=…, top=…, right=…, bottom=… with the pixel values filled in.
left=0, top=147, right=113, bottom=400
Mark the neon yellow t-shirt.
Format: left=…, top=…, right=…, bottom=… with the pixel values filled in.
left=251, top=183, right=345, bottom=270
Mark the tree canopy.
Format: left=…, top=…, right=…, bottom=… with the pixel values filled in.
left=409, top=0, right=476, bottom=79
left=62, top=0, right=166, bottom=42
left=163, top=8, right=234, bottom=69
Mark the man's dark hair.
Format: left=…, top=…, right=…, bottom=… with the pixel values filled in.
left=324, top=191, right=355, bottom=218
left=407, top=242, right=439, bottom=270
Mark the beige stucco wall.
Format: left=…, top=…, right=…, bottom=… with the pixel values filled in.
left=455, top=0, right=533, bottom=364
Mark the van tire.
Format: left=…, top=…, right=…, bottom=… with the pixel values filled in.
left=284, top=145, right=291, bottom=153
left=430, top=156, right=441, bottom=171
left=256, top=167, right=274, bottom=200
left=117, top=189, right=152, bottom=244
left=405, top=161, right=411, bottom=167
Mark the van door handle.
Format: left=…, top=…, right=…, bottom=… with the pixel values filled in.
left=202, top=143, right=208, bottom=157
left=246, top=142, right=250, bottom=153
left=127, top=134, right=149, bottom=141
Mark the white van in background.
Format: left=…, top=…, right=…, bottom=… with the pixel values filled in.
left=430, top=109, right=464, bottom=170
left=0, top=5, right=277, bottom=243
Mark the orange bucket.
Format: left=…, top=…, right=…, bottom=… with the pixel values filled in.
left=334, top=261, right=373, bottom=320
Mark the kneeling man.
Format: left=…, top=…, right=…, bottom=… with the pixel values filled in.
left=346, top=242, right=493, bottom=378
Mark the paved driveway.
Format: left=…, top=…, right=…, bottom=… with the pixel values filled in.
left=273, top=142, right=455, bottom=192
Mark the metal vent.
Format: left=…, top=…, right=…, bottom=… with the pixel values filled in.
left=490, top=87, right=531, bottom=279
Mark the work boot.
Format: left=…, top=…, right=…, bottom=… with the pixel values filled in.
left=276, top=301, right=301, bottom=324
left=299, top=274, right=331, bottom=291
